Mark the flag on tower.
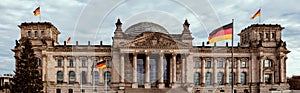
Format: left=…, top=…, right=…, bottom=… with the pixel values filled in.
left=33, top=7, right=40, bottom=16
left=250, top=9, right=261, bottom=20
left=208, top=23, right=233, bottom=44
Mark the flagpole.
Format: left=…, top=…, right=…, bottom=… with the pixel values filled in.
left=231, top=19, right=234, bottom=93
left=39, top=6, right=41, bottom=21
left=259, top=0, right=262, bottom=23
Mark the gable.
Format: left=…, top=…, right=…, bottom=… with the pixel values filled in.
left=120, top=32, right=189, bottom=49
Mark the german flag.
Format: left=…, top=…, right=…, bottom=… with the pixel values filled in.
left=96, top=60, right=106, bottom=69
left=208, top=23, right=233, bottom=44
left=250, top=9, right=261, bottom=20
left=33, top=7, right=40, bottom=16
left=66, top=37, right=71, bottom=43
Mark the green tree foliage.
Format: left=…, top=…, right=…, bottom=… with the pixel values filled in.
left=11, top=39, right=43, bottom=93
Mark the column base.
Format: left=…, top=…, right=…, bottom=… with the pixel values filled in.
left=132, top=83, right=138, bottom=88
left=172, top=83, right=180, bottom=88
left=144, top=83, right=151, bottom=89
left=119, top=83, right=125, bottom=90
left=158, top=83, right=165, bottom=89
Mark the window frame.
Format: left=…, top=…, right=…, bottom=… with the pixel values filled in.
left=217, top=61, right=223, bottom=68
left=264, top=59, right=272, bottom=67
left=57, top=71, right=63, bottom=84
left=194, top=72, right=200, bottom=85
left=69, top=71, right=76, bottom=84
left=205, top=72, right=212, bottom=85
left=34, top=31, right=38, bottom=37
left=57, top=59, right=62, bottom=67
left=195, top=61, right=200, bottom=68
left=69, top=59, right=74, bottom=67
left=241, top=61, right=247, bottom=68
left=241, top=72, right=246, bottom=85
left=206, top=61, right=211, bottom=68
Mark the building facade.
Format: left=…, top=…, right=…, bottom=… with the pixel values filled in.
left=0, top=74, right=13, bottom=93
left=12, top=19, right=290, bottom=93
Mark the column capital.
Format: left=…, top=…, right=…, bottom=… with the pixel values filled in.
left=132, top=52, right=138, bottom=56
left=145, top=52, right=152, bottom=56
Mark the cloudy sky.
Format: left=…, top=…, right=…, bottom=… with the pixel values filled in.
left=0, top=0, right=299, bottom=77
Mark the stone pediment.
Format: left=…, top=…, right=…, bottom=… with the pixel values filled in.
left=121, top=32, right=188, bottom=48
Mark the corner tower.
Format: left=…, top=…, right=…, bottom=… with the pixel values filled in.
left=238, top=24, right=284, bottom=47
left=18, top=22, right=60, bottom=46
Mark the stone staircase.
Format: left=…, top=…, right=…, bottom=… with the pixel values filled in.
left=124, top=88, right=171, bottom=93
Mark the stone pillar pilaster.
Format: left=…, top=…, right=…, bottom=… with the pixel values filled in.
left=172, top=54, right=177, bottom=84
left=120, top=53, right=125, bottom=83
left=225, top=58, right=229, bottom=85
left=260, top=58, right=264, bottom=83
left=213, top=58, right=217, bottom=86
left=132, top=53, right=138, bottom=88
left=158, top=53, right=165, bottom=88
left=42, top=55, right=47, bottom=81
left=237, top=58, right=241, bottom=84
left=87, top=56, right=92, bottom=84
left=144, top=53, right=151, bottom=88
left=201, top=58, right=205, bottom=86
left=63, top=56, right=68, bottom=83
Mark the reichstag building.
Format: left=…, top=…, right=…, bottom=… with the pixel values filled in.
left=12, top=19, right=290, bottom=93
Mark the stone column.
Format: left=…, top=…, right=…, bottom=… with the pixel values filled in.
left=237, top=58, right=241, bottom=84
left=260, top=58, right=264, bottom=83
left=182, top=56, right=186, bottom=83
left=172, top=54, right=177, bottom=84
left=63, top=56, right=68, bottom=83
left=158, top=53, right=165, bottom=88
left=144, top=53, right=151, bottom=88
left=120, top=53, right=125, bottom=83
left=213, top=58, right=217, bottom=86
left=201, top=58, right=205, bottom=86
left=42, top=55, right=47, bottom=81
left=75, top=57, right=80, bottom=83
left=87, top=56, right=92, bottom=84
left=132, top=53, right=138, bottom=88
left=225, top=58, right=229, bottom=85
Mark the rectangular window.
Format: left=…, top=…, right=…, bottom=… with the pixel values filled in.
left=195, top=61, right=200, bottom=68
left=81, top=60, right=86, bottom=67
left=68, top=89, right=73, bottom=93
left=57, top=59, right=62, bottom=67
left=69, top=59, right=74, bottom=67
left=241, top=61, right=246, bottom=68
left=41, top=31, right=45, bottom=37
left=230, top=61, right=234, bottom=68
left=106, top=60, right=110, bottom=67
left=56, top=89, right=61, bottom=93
left=264, top=74, right=271, bottom=84
left=28, top=31, right=32, bottom=37
left=206, top=61, right=211, bottom=68
left=218, top=61, right=223, bottom=68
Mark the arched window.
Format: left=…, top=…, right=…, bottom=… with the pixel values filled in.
left=81, top=71, right=87, bottom=84
left=104, top=71, right=111, bottom=85
left=93, top=71, right=99, bottom=85
left=241, top=72, right=247, bottom=85
left=57, top=71, right=63, bottom=84
left=194, top=72, right=200, bottom=85
left=36, top=58, right=42, bottom=66
left=217, top=72, right=224, bottom=85
left=28, top=31, right=32, bottom=37
left=205, top=72, right=211, bottom=85
left=229, top=72, right=235, bottom=85
left=69, top=71, right=76, bottom=84
left=41, top=31, right=45, bottom=37
left=35, top=31, right=38, bottom=37
left=264, top=59, right=272, bottom=67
